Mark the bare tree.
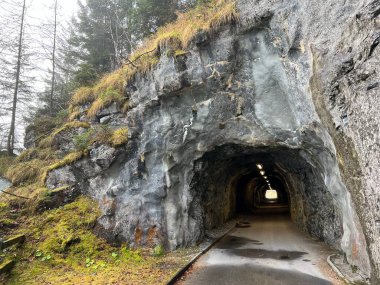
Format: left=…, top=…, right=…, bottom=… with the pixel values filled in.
left=7, top=0, right=27, bottom=154
left=0, top=0, right=36, bottom=152
left=49, top=0, right=58, bottom=115
left=21, top=0, right=74, bottom=123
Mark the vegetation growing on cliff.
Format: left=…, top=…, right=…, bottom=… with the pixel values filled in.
left=6, top=159, right=52, bottom=186
left=0, top=0, right=238, bottom=225
left=69, top=0, right=239, bottom=119
left=38, top=121, right=90, bottom=149
left=0, top=153, right=16, bottom=178
left=0, top=196, right=198, bottom=284
left=0, top=1, right=237, bottom=283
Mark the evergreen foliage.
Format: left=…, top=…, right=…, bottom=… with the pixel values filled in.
left=27, top=0, right=195, bottom=139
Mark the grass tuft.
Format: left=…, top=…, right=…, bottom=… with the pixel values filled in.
left=6, top=159, right=51, bottom=186
left=17, top=148, right=56, bottom=163
left=70, top=87, right=94, bottom=106
left=93, top=70, right=125, bottom=97
left=87, top=88, right=125, bottom=119
left=111, top=128, right=128, bottom=147
left=0, top=152, right=16, bottom=178
left=68, top=107, right=81, bottom=122
left=73, top=126, right=128, bottom=150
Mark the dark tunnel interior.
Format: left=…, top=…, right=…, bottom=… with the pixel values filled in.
left=189, top=144, right=343, bottom=247
left=235, top=167, right=290, bottom=216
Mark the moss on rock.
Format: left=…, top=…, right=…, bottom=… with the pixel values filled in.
left=0, top=196, right=198, bottom=284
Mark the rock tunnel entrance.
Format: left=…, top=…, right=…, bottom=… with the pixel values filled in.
left=189, top=144, right=343, bottom=248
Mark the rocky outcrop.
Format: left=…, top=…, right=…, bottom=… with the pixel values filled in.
left=45, top=0, right=380, bottom=282
left=24, top=127, right=36, bottom=149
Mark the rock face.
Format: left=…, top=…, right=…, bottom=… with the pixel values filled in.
left=24, top=128, right=36, bottom=149
left=45, top=0, right=380, bottom=282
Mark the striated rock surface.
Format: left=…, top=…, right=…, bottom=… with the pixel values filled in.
left=45, top=0, right=380, bottom=282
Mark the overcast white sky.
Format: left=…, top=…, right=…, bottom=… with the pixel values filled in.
left=59, top=0, right=78, bottom=16
left=0, top=0, right=80, bottom=150
left=29, top=0, right=78, bottom=19
left=28, top=0, right=79, bottom=88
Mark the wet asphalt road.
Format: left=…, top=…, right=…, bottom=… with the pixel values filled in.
left=178, top=215, right=344, bottom=285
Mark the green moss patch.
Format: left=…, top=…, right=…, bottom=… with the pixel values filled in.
left=0, top=196, right=199, bottom=285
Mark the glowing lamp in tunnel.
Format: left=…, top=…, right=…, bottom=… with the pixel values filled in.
left=260, top=170, right=265, bottom=176
left=256, top=164, right=263, bottom=170
left=265, top=189, right=278, bottom=200
left=263, top=176, right=268, bottom=179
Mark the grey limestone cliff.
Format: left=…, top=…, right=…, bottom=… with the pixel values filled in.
left=43, top=0, right=380, bottom=282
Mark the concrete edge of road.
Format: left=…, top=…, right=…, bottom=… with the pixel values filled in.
left=166, top=225, right=236, bottom=285
left=327, top=254, right=352, bottom=284
left=327, top=254, right=370, bottom=285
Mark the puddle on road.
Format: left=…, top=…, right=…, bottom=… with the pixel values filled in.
left=224, top=248, right=308, bottom=260
left=236, top=221, right=251, bottom=228
left=217, top=235, right=263, bottom=248
left=217, top=235, right=308, bottom=260
left=181, top=264, right=333, bottom=285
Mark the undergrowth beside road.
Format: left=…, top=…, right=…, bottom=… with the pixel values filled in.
left=0, top=196, right=198, bottom=285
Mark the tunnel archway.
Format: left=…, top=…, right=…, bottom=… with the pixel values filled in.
left=189, top=144, right=343, bottom=248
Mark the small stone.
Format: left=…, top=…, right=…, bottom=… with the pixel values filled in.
left=100, top=115, right=112, bottom=124
left=0, top=260, right=15, bottom=274
left=367, top=82, right=379, bottom=91
left=0, top=234, right=25, bottom=250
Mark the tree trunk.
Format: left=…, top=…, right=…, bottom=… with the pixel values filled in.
left=50, top=0, right=58, bottom=115
left=7, top=0, right=26, bottom=155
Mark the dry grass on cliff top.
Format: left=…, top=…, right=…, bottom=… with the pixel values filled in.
left=70, top=0, right=239, bottom=119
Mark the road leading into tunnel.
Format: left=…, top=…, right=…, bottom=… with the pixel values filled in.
left=177, top=215, right=345, bottom=285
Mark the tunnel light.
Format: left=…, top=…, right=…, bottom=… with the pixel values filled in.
left=265, top=189, right=278, bottom=200
left=256, top=164, right=263, bottom=170
left=263, top=176, right=268, bottom=179
left=260, top=170, right=265, bottom=176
